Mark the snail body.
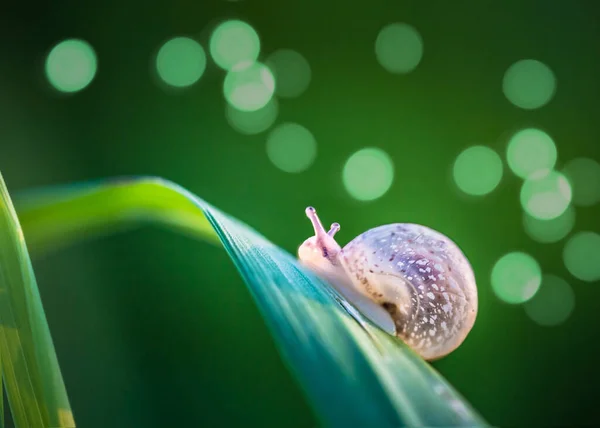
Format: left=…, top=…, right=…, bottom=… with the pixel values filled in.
left=297, top=207, right=478, bottom=361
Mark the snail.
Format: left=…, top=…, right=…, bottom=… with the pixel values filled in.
left=297, top=207, right=478, bottom=360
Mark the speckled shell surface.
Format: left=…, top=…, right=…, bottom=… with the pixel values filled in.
left=339, top=223, right=478, bottom=360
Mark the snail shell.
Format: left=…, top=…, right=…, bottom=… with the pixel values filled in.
left=298, top=207, right=478, bottom=361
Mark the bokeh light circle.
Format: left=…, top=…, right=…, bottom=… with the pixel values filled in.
left=506, top=128, right=557, bottom=179
left=523, top=206, right=575, bottom=244
left=343, top=148, right=394, bottom=201
left=266, top=123, right=317, bottom=173
left=375, top=23, right=423, bottom=74
left=563, top=158, right=600, bottom=207
left=491, top=252, right=542, bottom=304
left=223, top=61, right=275, bottom=112
left=45, top=39, right=97, bottom=93
left=226, top=98, right=278, bottom=135
left=266, top=49, right=311, bottom=98
left=502, top=59, right=556, bottom=109
left=524, top=275, right=575, bottom=327
left=155, top=37, right=206, bottom=88
left=563, top=231, right=600, bottom=282
left=520, top=170, right=572, bottom=220
left=210, top=20, right=260, bottom=70
left=453, top=146, right=503, bottom=196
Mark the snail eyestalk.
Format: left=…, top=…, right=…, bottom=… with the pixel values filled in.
left=328, top=223, right=340, bottom=237
left=305, top=207, right=340, bottom=239
left=305, top=206, right=327, bottom=237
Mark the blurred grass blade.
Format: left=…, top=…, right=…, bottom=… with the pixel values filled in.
left=1, top=350, right=3, bottom=428
left=15, top=176, right=488, bottom=427
left=14, top=177, right=219, bottom=256
left=0, top=173, right=74, bottom=428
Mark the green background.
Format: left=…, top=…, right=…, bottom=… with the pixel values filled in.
left=1, top=0, right=599, bottom=426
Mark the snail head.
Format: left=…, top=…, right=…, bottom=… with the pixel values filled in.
left=298, top=206, right=342, bottom=272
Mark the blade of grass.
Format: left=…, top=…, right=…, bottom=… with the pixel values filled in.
left=1, top=350, right=3, bottom=428
left=0, top=173, right=74, bottom=428
left=14, top=177, right=219, bottom=256
left=14, top=176, right=488, bottom=427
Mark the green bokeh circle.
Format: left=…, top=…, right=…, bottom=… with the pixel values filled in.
left=343, top=148, right=394, bottom=201
left=156, top=37, right=206, bottom=88
left=524, top=275, right=575, bottom=326
left=453, top=145, right=503, bottom=196
left=491, top=252, right=542, bottom=304
left=226, top=98, right=279, bottom=135
left=45, top=39, right=97, bottom=93
left=563, top=231, right=600, bottom=282
left=266, top=49, right=311, bottom=98
left=563, top=158, right=600, bottom=207
left=223, top=62, right=275, bottom=112
left=506, top=128, right=557, bottom=179
left=266, top=123, right=317, bottom=173
left=523, top=206, right=575, bottom=244
left=503, top=59, right=556, bottom=109
left=520, top=170, right=572, bottom=220
left=210, top=20, right=260, bottom=70
left=375, top=23, right=423, bottom=74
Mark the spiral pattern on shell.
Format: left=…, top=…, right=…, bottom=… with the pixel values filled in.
left=340, top=223, right=478, bottom=360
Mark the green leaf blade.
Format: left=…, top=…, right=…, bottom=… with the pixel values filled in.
left=15, top=176, right=488, bottom=427
left=204, top=210, right=402, bottom=426
left=0, top=173, right=75, bottom=428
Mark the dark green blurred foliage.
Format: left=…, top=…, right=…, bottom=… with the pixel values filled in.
left=0, top=0, right=599, bottom=427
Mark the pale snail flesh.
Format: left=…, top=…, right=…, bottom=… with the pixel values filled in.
left=297, top=207, right=478, bottom=361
